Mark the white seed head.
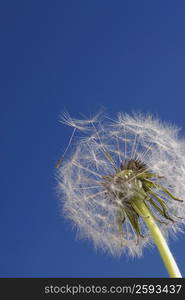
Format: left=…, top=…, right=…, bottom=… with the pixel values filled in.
left=56, top=112, right=185, bottom=257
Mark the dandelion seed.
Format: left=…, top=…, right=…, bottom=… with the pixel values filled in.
left=56, top=112, right=185, bottom=277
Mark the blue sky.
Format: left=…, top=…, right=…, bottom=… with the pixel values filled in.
left=1, top=0, right=185, bottom=278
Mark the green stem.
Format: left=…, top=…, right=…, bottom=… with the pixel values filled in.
left=134, top=199, right=182, bottom=278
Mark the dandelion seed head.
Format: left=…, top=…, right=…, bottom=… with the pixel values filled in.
left=57, top=112, right=185, bottom=257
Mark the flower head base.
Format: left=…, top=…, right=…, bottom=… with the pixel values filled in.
left=102, top=158, right=183, bottom=245
left=57, top=112, right=185, bottom=257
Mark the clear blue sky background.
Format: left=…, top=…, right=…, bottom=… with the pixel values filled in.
left=1, top=0, right=185, bottom=278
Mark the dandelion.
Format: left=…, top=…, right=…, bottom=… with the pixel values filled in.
left=56, top=112, right=185, bottom=277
